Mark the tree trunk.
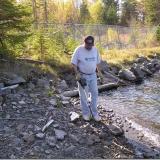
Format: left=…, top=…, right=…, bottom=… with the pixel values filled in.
left=32, top=0, right=38, bottom=29
left=43, top=0, right=48, bottom=28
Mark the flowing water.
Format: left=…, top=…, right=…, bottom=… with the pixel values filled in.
left=99, top=72, right=160, bottom=147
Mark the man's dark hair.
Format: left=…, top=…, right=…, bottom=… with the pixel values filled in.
left=84, top=35, right=94, bottom=44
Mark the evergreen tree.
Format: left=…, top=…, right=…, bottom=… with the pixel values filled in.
left=89, top=0, right=103, bottom=23
left=101, top=0, right=119, bottom=25
left=143, top=0, right=160, bottom=25
left=120, top=0, right=138, bottom=26
left=80, top=0, right=91, bottom=23
left=0, top=0, right=31, bottom=58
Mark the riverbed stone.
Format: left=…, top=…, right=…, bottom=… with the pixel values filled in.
left=54, top=129, right=67, bottom=140
left=59, top=80, right=69, bottom=91
left=130, top=64, right=145, bottom=81
left=140, top=65, right=153, bottom=76
left=69, top=112, right=80, bottom=122
left=63, top=145, right=76, bottom=156
left=22, top=133, right=35, bottom=144
left=118, top=69, right=136, bottom=81
left=135, top=56, right=149, bottom=64
left=108, top=124, right=124, bottom=136
left=46, top=136, right=57, bottom=147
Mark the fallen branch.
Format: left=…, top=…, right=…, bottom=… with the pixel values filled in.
left=63, top=83, right=119, bottom=97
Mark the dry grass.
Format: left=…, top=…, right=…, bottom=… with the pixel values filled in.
left=102, top=47, right=160, bottom=66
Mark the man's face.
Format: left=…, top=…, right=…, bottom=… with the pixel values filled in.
left=84, top=40, right=94, bottom=50
left=84, top=43, right=93, bottom=50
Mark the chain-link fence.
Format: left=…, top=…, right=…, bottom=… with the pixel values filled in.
left=36, top=23, right=157, bottom=50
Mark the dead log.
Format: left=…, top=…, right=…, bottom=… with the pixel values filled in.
left=63, top=83, right=119, bottom=97
left=98, top=83, right=119, bottom=92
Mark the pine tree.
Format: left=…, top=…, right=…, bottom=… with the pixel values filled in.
left=0, top=0, right=31, bottom=58
left=120, top=0, right=138, bottom=26
left=101, top=0, right=119, bottom=25
left=143, top=0, right=160, bottom=25
left=80, top=0, right=91, bottom=23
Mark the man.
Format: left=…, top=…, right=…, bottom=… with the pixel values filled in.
left=71, top=35, right=103, bottom=121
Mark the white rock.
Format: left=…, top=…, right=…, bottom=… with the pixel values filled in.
left=69, top=112, right=80, bottom=122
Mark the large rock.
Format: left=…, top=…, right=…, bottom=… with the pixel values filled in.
left=1, top=72, right=26, bottom=85
left=140, top=65, right=153, bottom=76
left=143, top=59, right=160, bottom=73
left=59, top=80, right=69, bottom=91
left=135, top=56, right=149, bottom=64
left=118, top=69, right=136, bottom=81
left=108, top=124, right=124, bottom=136
left=110, top=65, right=121, bottom=75
left=151, top=59, right=160, bottom=71
left=98, top=60, right=111, bottom=72
left=37, top=78, right=50, bottom=89
left=130, top=64, right=145, bottom=82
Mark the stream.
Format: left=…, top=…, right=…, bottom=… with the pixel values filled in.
left=99, top=72, right=160, bottom=155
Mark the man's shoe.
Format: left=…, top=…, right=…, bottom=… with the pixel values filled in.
left=93, top=114, right=101, bottom=122
left=83, top=115, right=90, bottom=121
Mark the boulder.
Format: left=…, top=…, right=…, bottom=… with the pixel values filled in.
left=130, top=64, right=145, bottom=82
left=0, top=72, right=26, bottom=85
left=140, top=65, right=153, bottom=76
left=118, top=69, right=136, bottom=81
left=151, top=59, right=160, bottom=71
left=135, top=56, right=149, bottom=63
left=108, top=124, right=124, bottom=136
left=98, top=60, right=111, bottom=72
left=37, top=79, right=50, bottom=89
left=59, top=80, right=69, bottom=91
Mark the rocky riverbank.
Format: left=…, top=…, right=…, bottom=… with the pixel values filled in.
left=0, top=53, right=160, bottom=158
left=0, top=83, right=135, bottom=159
